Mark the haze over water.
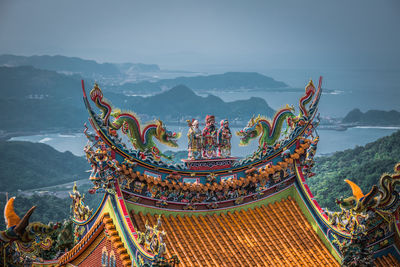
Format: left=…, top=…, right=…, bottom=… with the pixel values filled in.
left=201, top=68, right=400, bottom=118
left=2, top=0, right=400, bottom=156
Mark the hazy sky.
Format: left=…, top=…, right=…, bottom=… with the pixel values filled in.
left=0, top=0, right=399, bottom=71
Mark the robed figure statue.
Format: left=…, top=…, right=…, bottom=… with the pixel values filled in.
left=218, top=119, right=232, bottom=158
left=202, top=115, right=218, bottom=159
left=187, top=119, right=202, bottom=160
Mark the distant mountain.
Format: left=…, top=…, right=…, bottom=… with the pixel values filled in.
left=0, top=65, right=82, bottom=98
left=0, top=54, right=160, bottom=78
left=115, top=72, right=289, bottom=94
left=0, top=141, right=87, bottom=192
left=0, top=55, right=290, bottom=94
left=0, top=66, right=88, bottom=132
left=0, top=66, right=276, bottom=133
left=342, top=108, right=400, bottom=126
left=123, top=85, right=275, bottom=121
left=0, top=140, right=101, bottom=230
left=308, top=130, right=400, bottom=211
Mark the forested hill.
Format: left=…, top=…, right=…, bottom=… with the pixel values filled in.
left=0, top=66, right=276, bottom=132
left=308, top=130, right=400, bottom=211
left=116, top=72, right=289, bottom=93
left=0, top=54, right=160, bottom=77
left=126, top=85, right=275, bottom=119
left=0, top=141, right=87, bottom=192
left=0, top=140, right=100, bottom=230
left=342, top=108, right=400, bottom=126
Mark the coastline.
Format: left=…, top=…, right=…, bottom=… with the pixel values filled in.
left=2, top=122, right=400, bottom=141
left=0, top=127, right=84, bottom=141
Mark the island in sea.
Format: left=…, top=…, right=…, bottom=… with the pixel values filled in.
left=0, top=66, right=276, bottom=136
left=114, top=71, right=289, bottom=94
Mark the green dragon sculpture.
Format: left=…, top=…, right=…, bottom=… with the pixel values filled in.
left=236, top=105, right=295, bottom=147
left=89, top=83, right=181, bottom=160
left=236, top=79, right=318, bottom=149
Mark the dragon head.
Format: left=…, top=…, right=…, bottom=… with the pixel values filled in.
left=155, top=120, right=181, bottom=148
left=236, top=115, right=261, bottom=146
left=305, top=79, right=316, bottom=95
left=337, top=179, right=379, bottom=212
left=89, top=83, right=103, bottom=102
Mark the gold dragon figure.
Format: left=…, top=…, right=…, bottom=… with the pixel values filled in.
left=328, top=162, right=400, bottom=234
left=137, top=215, right=166, bottom=257
left=69, top=182, right=93, bottom=221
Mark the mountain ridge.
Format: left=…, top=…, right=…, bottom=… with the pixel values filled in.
left=116, top=71, right=289, bottom=94
left=342, top=108, right=400, bottom=126
left=0, top=66, right=276, bottom=132
left=0, top=54, right=160, bottom=77
left=123, top=84, right=275, bottom=120
left=0, top=140, right=88, bottom=192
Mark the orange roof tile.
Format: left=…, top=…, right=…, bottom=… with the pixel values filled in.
left=375, top=253, right=400, bottom=267
left=131, top=196, right=339, bottom=266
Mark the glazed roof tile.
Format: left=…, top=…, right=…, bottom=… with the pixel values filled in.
left=375, top=253, right=400, bottom=267
left=131, top=196, right=339, bottom=266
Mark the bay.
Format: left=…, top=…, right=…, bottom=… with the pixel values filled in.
left=9, top=127, right=399, bottom=158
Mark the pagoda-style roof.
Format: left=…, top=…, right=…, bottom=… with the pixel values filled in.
left=131, top=196, right=339, bottom=266
left=25, top=77, right=400, bottom=266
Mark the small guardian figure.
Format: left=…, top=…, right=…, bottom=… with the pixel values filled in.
left=187, top=119, right=202, bottom=160
left=218, top=119, right=232, bottom=158
left=202, top=115, right=218, bottom=159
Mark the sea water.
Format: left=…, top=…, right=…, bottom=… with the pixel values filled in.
left=9, top=127, right=399, bottom=158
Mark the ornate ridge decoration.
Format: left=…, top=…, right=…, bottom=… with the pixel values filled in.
left=83, top=77, right=322, bottom=169
left=236, top=105, right=295, bottom=148
left=327, top=162, right=400, bottom=266
left=70, top=182, right=93, bottom=221
left=136, top=215, right=167, bottom=258
left=89, top=83, right=181, bottom=161
left=236, top=78, right=320, bottom=153
left=116, top=139, right=310, bottom=194
left=103, top=213, right=132, bottom=267
left=328, top=162, right=400, bottom=231
left=0, top=198, right=60, bottom=265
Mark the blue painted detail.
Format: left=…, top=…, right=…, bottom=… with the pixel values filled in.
left=109, top=195, right=154, bottom=266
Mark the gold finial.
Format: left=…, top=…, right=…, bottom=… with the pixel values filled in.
left=73, top=181, right=78, bottom=193
left=93, top=82, right=101, bottom=91
left=307, top=79, right=315, bottom=88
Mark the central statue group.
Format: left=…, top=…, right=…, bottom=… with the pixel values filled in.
left=187, top=115, right=232, bottom=160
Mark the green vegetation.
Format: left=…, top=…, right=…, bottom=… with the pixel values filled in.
left=0, top=141, right=102, bottom=230
left=0, top=191, right=103, bottom=230
left=0, top=194, right=71, bottom=230
left=0, top=141, right=88, bottom=191
left=308, top=130, right=400, bottom=211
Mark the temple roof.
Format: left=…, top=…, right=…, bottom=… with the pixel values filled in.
left=375, top=254, right=400, bottom=267
left=131, top=196, right=339, bottom=266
